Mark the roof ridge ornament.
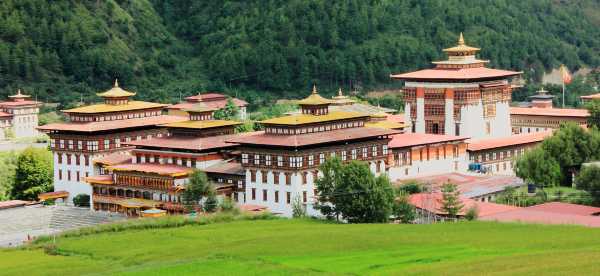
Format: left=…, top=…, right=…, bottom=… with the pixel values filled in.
left=114, top=79, right=119, bottom=88
left=458, top=32, right=465, bottom=46
left=338, top=88, right=343, bottom=97
left=312, top=84, right=318, bottom=94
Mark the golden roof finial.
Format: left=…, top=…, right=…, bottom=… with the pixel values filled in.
left=458, top=32, right=465, bottom=45
left=338, top=88, right=343, bottom=97
left=114, top=79, right=119, bottom=88
left=312, top=84, right=317, bottom=94
left=17, top=89, right=22, bottom=96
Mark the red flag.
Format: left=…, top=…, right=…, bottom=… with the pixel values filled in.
left=560, top=64, right=572, bottom=84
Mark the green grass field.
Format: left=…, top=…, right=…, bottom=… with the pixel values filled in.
left=2, top=218, right=600, bottom=275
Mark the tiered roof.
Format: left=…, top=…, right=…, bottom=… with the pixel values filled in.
left=124, top=133, right=241, bottom=152
left=96, top=79, right=136, bottom=98
left=297, top=85, right=334, bottom=106
left=467, top=130, right=552, bottom=151
left=167, top=92, right=248, bottom=112
left=0, top=89, right=42, bottom=107
left=391, top=33, right=521, bottom=81
left=261, top=111, right=367, bottom=126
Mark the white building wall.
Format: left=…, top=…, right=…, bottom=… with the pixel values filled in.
left=490, top=102, right=511, bottom=138
left=415, top=98, right=425, bottom=133
left=444, top=98, right=455, bottom=136
left=53, top=152, right=96, bottom=206
left=10, top=107, right=39, bottom=138
left=459, top=103, right=485, bottom=139
left=388, top=154, right=469, bottom=181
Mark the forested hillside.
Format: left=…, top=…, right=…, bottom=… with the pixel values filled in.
left=0, top=0, right=599, bottom=109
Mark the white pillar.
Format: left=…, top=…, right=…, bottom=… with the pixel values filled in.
left=404, top=103, right=411, bottom=132
left=415, top=87, right=425, bottom=133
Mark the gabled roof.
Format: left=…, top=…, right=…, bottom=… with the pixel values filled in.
left=408, top=192, right=519, bottom=217
left=167, top=98, right=248, bottom=110
left=297, top=85, right=334, bottom=106
left=161, top=120, right=241, bottom=129
left=94, top=152, right=133, bottom=166
left=227, top=127, right=398, bottom=147
left=467, top=131, right=552, bottom=151
left=391, top=67, right=522, bottom=81
left=124, top=133, right=241, bottom=151
left=204, top=162, right=245, bottom=176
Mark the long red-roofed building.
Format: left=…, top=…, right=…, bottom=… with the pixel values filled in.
left=167, top=92, right=248, bottom=119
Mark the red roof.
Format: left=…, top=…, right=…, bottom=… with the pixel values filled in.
left=110, top=163, right=194, bottom=176
left=204, top=162, right=245, bottom=176
left=386, top=113, right=405, bottom=124
left=124, top=134, right=240, bottom=151
left=85, top=174, right=114, bottom=184
left=580, top=93, right=600, bottom=100
left=168, top=94, right=248, bottom=110
left=510, top=107, right=589, bottom=117
left=405, top=173, right=524, bottom=198
left=467, top=131, right=552, bottom=151
left=0, top=200, right=31, bottom=210
left=0, top=111, right=12, bottom=117
left=38, top=115, right=187, bottom=133
left=525, top=202, right=600, bottom=216
left=391, top=67, right=521, bottom=81
left=94, top=152, right=132, bottom=166
left=480, top=207, right=600, bottom=227
left=408, top=192, right=519, bottom=217
left=227, top=127, right=398, bottom=147
left=388, top=133, right=467, bottom=149
left=0, top=100, right=42, bottom=107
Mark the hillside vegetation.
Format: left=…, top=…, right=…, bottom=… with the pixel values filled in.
left=2, top=219, right=600, bottom=275
left=0, top=0, right=599, bottom=108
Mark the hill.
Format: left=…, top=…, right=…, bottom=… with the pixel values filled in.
left=2, top=218, right=600, bottom=275
left=0, top=0, right=599, bottom=109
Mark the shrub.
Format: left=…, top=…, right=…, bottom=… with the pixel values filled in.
left=464, top=206, right=479, bottom=221
left=73, top=194, right=90, bottom=207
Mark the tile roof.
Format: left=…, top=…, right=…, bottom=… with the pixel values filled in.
left=524, top=202, right=600, bottom=216
left=365, top=120, right=406, bottom=130
left=62, top=101, right=167, bottom=114
left=408, top=192, right=519, bottom=217
left=0, top=100, right=41, bottom=107
left=109, top=163, right=194, bottom=177
left=580, top=93, right=600, bottom=99
left=388, top=133, right=468, bottom=148
left=391, top=67, right=521, bottom=81
left=124, top=133, right=240, bottom=151
left=510, top=107, right=589, bottom=117
left=386, top=113, right=405, bottom=124
left=467, top=131, right=552, bottom=151
left=161, top=120, right=241, bottom=129
left=85, top=175, right=114, bottom=185
left=38, top=190, right=69, bottom=200
left=204, top=162, right=245, bottom=176
left=96, top=80, right=136, bottom=98
left=227, top=127, right=398, bottom=147
left=260, top=111, right=368, bottom=125
left=0, top=200, right=31, bottom=210
left=38, top=115, right=187, bottom=133
left=479, top=208, right=600, bottom=228
left=404, top=173, right=525, bottom=199
left=0, top=111, right=12, bottom=117
left=94, top=152, right=133, bottom=166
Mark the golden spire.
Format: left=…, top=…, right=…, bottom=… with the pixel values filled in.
left=114, top=79, right=119, bottom=87
left=17, top=89, right=22, bottom=96
left=312, top=84, right=317, bottom=94
left=458, top=32, right=465, bottom=45
left=338, top=88, right=343, bottom=97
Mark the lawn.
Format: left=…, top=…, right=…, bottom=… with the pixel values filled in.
left=1, top=218, right=600, bottom=275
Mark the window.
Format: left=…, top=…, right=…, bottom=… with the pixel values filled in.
left=115, top=138, right=121, bottom=148
left=274, top=172, right=280, bottom=185
left=242, top=154, right=249, bottom=164
left=76, top=171, right=80, bottom=182
left=297, top=156, right=303, bottom=167
left=308, top=155, right=314, bottom=166
left=58, top=154, right=62, bottom=164
left=66, top=154, right=72, bottom=165
left=75, top=154, right=80, bottom=165
left=104, top=139, right=110, bottom=149
left=351, top=149, right=357, bottom=160
left=84, top=155, right=89, bottom=166
left=275, top=191, right=279, bottom=203
left=266, top=155, right=272, bottom=166
left=68, top=140, right=73, bottom=149
left=251, top=188, right=256, bottom=200
left=383, top=145, right=388, bottom=155
left=363, top=147, right=368, bottom=158
left=254, top=154, right=260, bottom=165
left=286, top=192, right=291, bottom=204
left=341, top=150, right=347, bottom=161
left=302, top=172, right=307, bottom=185
left=67, top=170, right=71, bottom=181
left=58, top=169, right=62, bottom=180
left=372, top=145, right=378, bottom=157
left=50, top=139, right=56, bottom=148
left=289, top=156, right=295, bottom=168
left=303, top=191, right=307, bottom=203
left=261, top=171, right=268, bottom=183
left=285, top=173, right=291, bottom=185
left=277, top=156, right=283, bottom=167
left=77, top=140, right=83, bottom=150
left=59, top=139, right=64, bottom=149
left=250, top=170, right=256, bottom=182
left=262, top=190, right=267, bottom=201
left=319, top=153, right=325, bottom=164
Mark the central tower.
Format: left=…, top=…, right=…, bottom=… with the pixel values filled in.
left=391, top=33, right=522, bottom=139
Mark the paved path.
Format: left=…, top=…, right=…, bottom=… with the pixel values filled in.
left=0, top=205, right=126, bottom=247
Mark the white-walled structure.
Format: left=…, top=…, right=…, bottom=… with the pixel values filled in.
left=0, top=89, right=41, bottom=139
left=392, top=33, right=521, bottom=139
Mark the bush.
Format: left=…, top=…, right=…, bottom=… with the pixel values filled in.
left=219, top=197, right=239, bottom=214
left=393, top=193, right=416, bottom=223
left=292, top=196, right=307, bottom=218
left=397, top=180, right=425, bottom=194
left=73, top=194, right=90, bottom=207
left=464, top=206, right=479, bottom=221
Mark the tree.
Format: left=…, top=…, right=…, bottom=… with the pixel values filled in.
left=10, top=148, right=53, bottom=200
left=203, top=187, right=218, bottom=213
left=438, top=182, right=464, bottom=218
left=315, top=157, right=394, bottom=223
left=393, top=192, right=416, bottom=223
left=515, top=147, right=561, bottom=188
left=213, top=98, right=239, bottom=120
left=576, top=165, right=600, bottom=205
left=586, top=99, right=600, bottom=129
left=464, top=206, right=479, bottom=221
left=292, top=196, right=307, bottom=218
left=182, top=170, right=213, bottom=212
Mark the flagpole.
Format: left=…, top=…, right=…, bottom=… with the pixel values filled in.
left=562, top=78, right=565, bottom=108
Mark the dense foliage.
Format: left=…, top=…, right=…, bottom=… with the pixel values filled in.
left=439, top=182, right=463, bottom=217
left=10, top=147, right=53, bottom=200
left=314, top=157, right=394, bottom=223
left=72, top=193, right=90, bottom=207
left=576, top=165, right=600, bottom=205
left=0, top=0, right=599, bottom=108
left=182, top=170, right=215, bottom=212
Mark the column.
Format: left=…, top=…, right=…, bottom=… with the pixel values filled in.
left=444, top=88, right=455, bottom=135
left=404, top=102, right=411, bottom=132
left=415, top=87, right=425, bottom=133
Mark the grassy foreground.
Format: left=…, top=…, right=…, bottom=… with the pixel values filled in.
left=2, top=216, right=600, bottom=275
